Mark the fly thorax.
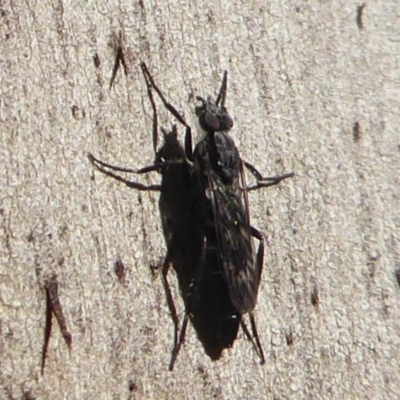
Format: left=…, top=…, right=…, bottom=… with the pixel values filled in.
left=214, top=132, right=240, bottom=185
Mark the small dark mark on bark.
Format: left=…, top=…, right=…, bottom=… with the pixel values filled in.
left=71, top=105, right=86, bottom=120
left=93, top=53, right=101, bottom=68
left=356, top=4, right=366, bottom=29
left=149, top=261, right=162, bottom=279
left=207, top=10, right=215, bottom=24
left=394, top=269, right=400, bottom=288
left=27, top=230, right=34, bottom=242
left=114, top=257, right=126, bottom=283
left=311, top=284, right=319, bottom=308
left=285, top=327, right=294, bottom=346
left=353, top=121, right=361, bottom=143
left=197, top=365, right=205, bottom=374
left=128, top=380, right=137, bottom=391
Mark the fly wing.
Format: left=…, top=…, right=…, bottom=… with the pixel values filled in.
left=206, top=159, right=261, bottom=314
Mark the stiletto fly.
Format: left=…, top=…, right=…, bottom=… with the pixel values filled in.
left=140, top=63, right=294, bottom=365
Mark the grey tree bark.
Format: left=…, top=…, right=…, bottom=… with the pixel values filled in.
left=1, top=1, right=399, bottom=399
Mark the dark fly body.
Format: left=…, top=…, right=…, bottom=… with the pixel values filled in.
left=141, top=63, right=294, bottom=365
left=192, top=87, right=266, bottom=363
left=196, top=72, right=295, bottom=363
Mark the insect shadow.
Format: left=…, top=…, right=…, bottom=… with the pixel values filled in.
left=41, top=273, right=72, bottom=375
left=140, top=62, right=294, bottom=366
left=88, top=64, right=251, bottom=370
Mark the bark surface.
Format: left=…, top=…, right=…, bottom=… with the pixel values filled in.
left=1, top=1, right=399, bottom=399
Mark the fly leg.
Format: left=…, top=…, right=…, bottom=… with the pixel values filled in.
left=240, top=318, right=265, bottom=365
left=168, top=313, right=189, bottom=371
left=249, top=313, right=265, bottom=365
left=243, top=226, right=266, bottom=364
left=140, top=62, right=194, bottom=161
left=243, top=160, right=294, bottom=191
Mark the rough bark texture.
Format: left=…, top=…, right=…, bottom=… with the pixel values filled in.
left=1, top=1, right=399, bottom=399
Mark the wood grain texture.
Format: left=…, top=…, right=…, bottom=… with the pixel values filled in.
left=1, top=1, right=399, bottom=399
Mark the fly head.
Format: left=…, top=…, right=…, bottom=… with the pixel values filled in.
left=195, top=96, right=233, bottom=133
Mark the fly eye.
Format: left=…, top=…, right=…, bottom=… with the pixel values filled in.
left=205, top=111, right=220, bottom=131
left=220, top=109, right=233, bottom=130
left=223, top=114, right=233, bottom=130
